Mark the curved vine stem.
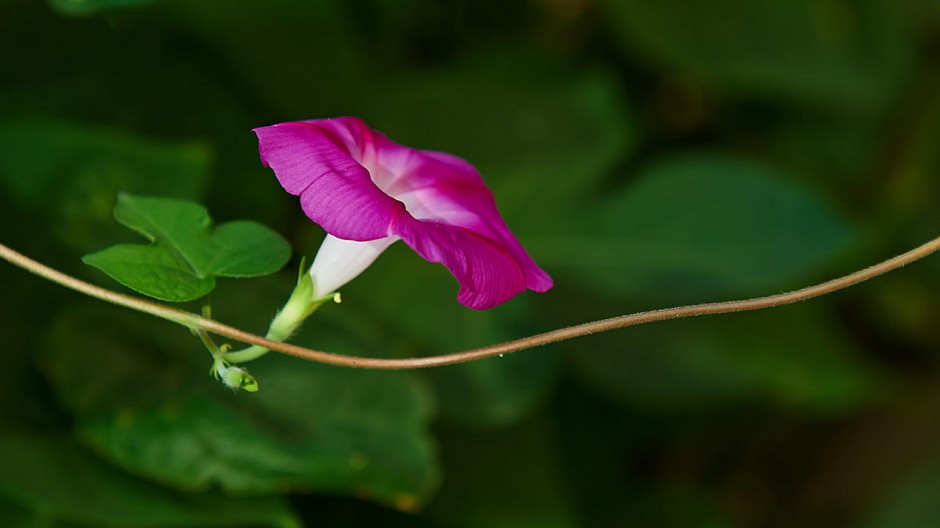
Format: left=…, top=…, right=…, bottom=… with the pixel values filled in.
left=2, top=237, right=939, bottom=370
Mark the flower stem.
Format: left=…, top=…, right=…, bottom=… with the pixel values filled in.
left=2, top=237, right=939, bottom=370
left=222, top=261, right=329, bottom=364
left=222, top=344, right=269, bottom=364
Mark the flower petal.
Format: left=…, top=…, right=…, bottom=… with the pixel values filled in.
left=255, top=116, right=553, bottom=308
left=392, top=213, right=527, bottom=310
left=383, top=149, right=554, bottom=293
left=253, top=121, right=404, bottom=241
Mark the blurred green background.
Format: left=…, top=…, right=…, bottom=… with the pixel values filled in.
left=1, top=0, right=939, bottom=526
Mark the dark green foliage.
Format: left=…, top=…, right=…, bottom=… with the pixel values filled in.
left=1, top=0, right=938, bottom=526
left=48, top=0, right=158, bottom=16
left=0, top=432, right=298, bottom=527
left=42, top=293, right=438, bottom=508
left=0, top=120, right=211, bottom=252
left=545, top=152, right=857, bottom=302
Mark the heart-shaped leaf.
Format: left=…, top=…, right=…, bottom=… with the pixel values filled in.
left=83, top=194, right=291, bottom=302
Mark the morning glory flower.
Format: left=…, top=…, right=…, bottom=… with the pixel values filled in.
left=253, top=116, right=553, bottom=309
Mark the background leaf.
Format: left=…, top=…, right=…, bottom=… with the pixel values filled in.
left=0, top=431, right=297, bottom=528
left=568, top=304, right=882, bottom=413
left=0, top=120, right=212, bottom=253
left=539, top=152, right=858, bottom=303
left=42, top=288, right=439, bottom=510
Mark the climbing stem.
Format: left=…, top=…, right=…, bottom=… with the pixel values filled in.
left=2, top=237, right=939, bottom=370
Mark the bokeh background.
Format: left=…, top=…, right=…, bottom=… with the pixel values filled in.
left=1, top=0, right=939, bottom=526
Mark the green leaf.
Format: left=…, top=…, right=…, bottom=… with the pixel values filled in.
left=207, top=222, right=298, bottom=276
left=0, top=119, right=211, bottom=252
left=0, top=431, right=298, bottom=528
left=83, top=245, right=216, bottom=302
left=110, top=194, right=214, bottom=264
left=569, top=305, right=882, bottom=413
left=75, top=363, right=437, bottom=506
left=538, top=152, right=858, bottom=303
left=83, top=194, right=291, bottom=301
left=43, top=293, right=439, bottom=510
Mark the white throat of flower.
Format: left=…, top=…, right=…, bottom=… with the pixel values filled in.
left=308, top=235, right=398, bottom=300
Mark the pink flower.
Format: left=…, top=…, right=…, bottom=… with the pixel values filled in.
left=253, top=117, right=553, bottom=309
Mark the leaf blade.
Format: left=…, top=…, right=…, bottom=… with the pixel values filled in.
left=82, top=244, right=216, bottom=302
left=207, top=221, right=293, bottom=277
left=113, top=194, right=214, bottom=277
left=84, top=194, right=291, bottom=301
